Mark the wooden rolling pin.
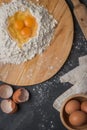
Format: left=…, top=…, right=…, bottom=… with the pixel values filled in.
left=71, top=0, right=87, bottom=40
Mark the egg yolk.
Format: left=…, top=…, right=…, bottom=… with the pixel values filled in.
left=21, top=27, right=32, bottom=38
left=24, top=16, right=35, bottom=28
left=14, top=20, right=24, bottom=30
left=7, top=10, right=38, bottom=48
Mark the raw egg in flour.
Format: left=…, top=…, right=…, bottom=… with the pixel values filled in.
left=7, top=10, right=38, bottom=48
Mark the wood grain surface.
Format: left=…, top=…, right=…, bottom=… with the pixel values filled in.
left=0, top=0, right=74, bottom=86
left=71, top=0, right=87, bottom=40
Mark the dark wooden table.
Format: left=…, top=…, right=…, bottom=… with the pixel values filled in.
left=0, top=0, right=87, bottom=130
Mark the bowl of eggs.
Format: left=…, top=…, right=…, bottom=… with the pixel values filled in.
left=60, top=94, right=87, bottom=130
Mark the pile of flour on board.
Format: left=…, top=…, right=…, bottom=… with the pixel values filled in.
left=0, top=0, right=57, bottom=64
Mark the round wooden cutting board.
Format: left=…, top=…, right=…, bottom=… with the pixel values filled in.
left=0, top=0, right=73, bottom=86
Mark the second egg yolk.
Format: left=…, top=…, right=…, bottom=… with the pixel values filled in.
left=21, top=27, right=32, bottom=38
left=14, top=20, right=24, bottom=30
left=24, top=16, right=35, bottom=28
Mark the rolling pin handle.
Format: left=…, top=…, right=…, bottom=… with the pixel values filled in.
left=71, top=0, right=80, bottom=7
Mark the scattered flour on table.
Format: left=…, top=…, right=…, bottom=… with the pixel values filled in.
left=0, top=0, right=57, bottom=64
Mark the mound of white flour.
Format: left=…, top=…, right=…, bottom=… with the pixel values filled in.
left=0, top=0, right=57, bottom=64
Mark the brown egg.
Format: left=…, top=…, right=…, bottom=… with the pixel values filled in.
left=81, top=101, right=87, bottom=113
left=65, top=100, right=81, bottom=114
left=69, top=111, right=87, bottom=127
left=1, top=99, right=17, bottom=114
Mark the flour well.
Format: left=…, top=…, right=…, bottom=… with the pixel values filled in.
left=0, top=0, right=57, bottom=64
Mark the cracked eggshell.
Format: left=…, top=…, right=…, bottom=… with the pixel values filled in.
left=13, top=88, right=29, bottom=103
left=0, top=99, right=18, bottom=114
left=0, top=84, right=13, bottom=99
